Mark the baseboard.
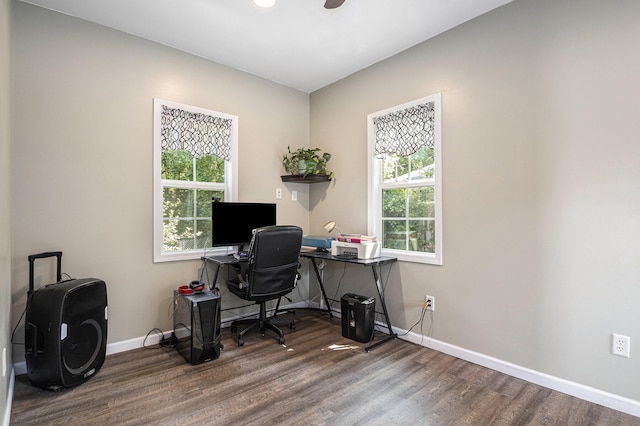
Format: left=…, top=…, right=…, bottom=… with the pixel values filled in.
left=3, top=367, right=14, bottom=426
left=13, top=302, right=640, bottom=418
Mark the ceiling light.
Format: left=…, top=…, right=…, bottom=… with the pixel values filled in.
left=253, top=0, right=276, bottom=7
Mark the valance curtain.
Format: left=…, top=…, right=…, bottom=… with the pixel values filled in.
left=160, top=105, right=232, bottom=161
left=373, top=102, right=435, bottom=158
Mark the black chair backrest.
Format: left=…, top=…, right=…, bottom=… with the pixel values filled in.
left=245, top=225, right=303, bottom=300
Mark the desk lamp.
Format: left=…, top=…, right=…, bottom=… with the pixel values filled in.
left=323, top=221, right=342, bottom=235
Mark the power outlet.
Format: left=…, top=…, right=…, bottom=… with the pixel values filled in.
left=425, top=295, right=435, bottom=311
left=275, top=188, right=282, bottom=199
left=612, top=334, right=631, bottom=358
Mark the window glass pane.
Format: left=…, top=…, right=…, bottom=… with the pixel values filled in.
left=163, top=187, right=193, bottom=218
left=409, top=219, right=435, bottom=253
left=408, top=186, right=434, bottom=218
left=196, top=154, right=225, bottom=183
left=383, top=188, right=406, bottom=217
left=196, top=189, right=223, bottom=219
left=408, top=146, right=434, bottom=181
left=195, top=189, right=220, bottom=249
left=196, top=219, right=212, bottom=249
left=162, top=150, right=193, bottom=181
left=383, top=147, right=434, bottom=183
left=383, top=155, right=408, bottom=182
left=163, top=219, right=195, bottom=252
left=162, top=188, right=194, bottom=252
left=383, top=219, right=408, bottom=250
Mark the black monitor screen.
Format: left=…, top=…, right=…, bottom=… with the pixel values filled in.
left=211, top=201, right=276, bottom=249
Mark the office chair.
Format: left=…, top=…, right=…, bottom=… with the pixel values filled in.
left=227, top=225, right=303, bottom=346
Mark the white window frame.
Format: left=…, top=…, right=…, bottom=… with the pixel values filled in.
left=153, top=98, right=238, bottom=263
left=367, top=93, right=442, bottom=265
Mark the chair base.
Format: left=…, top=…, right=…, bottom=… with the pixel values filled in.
left=231, top=302, right=293, bottom=346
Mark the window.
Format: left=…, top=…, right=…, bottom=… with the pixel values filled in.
left=153, top=98, right=238, bottom=262
left=367, top=93, right=442, bottom=264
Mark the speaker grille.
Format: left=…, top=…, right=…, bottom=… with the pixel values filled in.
left=62, top=318, right=103, bottom=375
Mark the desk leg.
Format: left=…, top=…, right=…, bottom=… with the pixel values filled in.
left=309, top=258, right=334, bottom=318
left=211, top=263, right=221, bottom=291
left=365, top=264, right=397, bottom=352
left=202, top=259, right=222, bottom=291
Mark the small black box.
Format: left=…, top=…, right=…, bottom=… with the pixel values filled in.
left=341, top=293, right=375, bottom=343
left=174, top=291, right=222, bottom=365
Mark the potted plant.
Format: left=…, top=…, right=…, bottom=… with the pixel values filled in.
left=282, top=146, right=333, bottom=179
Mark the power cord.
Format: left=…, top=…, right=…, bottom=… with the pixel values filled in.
left=143, top=328, right=178, bottom=349
left=398, top=303, right=428, bottom=340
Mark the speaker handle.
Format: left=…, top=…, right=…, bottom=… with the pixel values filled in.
left=28, top=251, right=63, bottom=295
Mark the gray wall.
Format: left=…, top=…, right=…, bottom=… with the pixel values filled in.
left=1, top=0, right=12, bottom=422
left=10, top=2, right=310, bottom=360
left=310, top=0, right=640, bottom=401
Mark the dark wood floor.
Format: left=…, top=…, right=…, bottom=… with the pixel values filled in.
left=11, top=312, right=640, bottom=425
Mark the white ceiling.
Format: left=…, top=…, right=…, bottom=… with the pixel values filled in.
left=20, top=0, right=513, bottom=93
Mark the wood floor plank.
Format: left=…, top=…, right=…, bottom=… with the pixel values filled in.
left=10, top=312, right=640, bottom=425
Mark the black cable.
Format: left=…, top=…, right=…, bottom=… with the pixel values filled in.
left=11, top=306, right=27, bottom=345
left=420, top=309, right=433, bottom=346
left=398, top=304, right=427, bottom=337
left=143, top=328, right=173, bottom=349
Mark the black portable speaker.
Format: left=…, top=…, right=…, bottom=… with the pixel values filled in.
left=25, top=252, right=107, bottom=390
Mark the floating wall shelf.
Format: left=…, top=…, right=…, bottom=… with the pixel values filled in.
left=280, top=174, right=331, bottom=183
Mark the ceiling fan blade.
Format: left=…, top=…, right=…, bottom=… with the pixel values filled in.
left=324, top=0, right=346, bottom=9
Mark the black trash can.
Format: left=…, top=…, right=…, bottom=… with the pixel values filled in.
left=341, top=293, right=376, bottom=343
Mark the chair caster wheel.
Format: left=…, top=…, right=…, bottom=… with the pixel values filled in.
left=279, top=336, right=285, bottom=345
left=238, top=338, right=244, bottom=346
left=289, top=322, right=296, bottom=330
left=231, top=325, right=237, bottom=333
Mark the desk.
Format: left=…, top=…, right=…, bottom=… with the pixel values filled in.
left=202, top=252, right=398, bottom=351
left=300, top=250, right=398, bottom=352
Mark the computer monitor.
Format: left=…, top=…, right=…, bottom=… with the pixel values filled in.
left=211, top=201, right=277, bottom=252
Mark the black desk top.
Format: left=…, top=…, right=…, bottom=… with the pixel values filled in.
left=201, top=254, right=244, bottom=264
left=204, top=250, right=397, bottom=266
left=299, top=249, right=397, bottom=266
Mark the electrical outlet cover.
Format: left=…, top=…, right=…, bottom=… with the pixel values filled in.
left=612, top=333, right=631, bottom=358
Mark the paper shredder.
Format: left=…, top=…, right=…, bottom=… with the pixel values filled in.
left=341, top=293, right=375, bottom=343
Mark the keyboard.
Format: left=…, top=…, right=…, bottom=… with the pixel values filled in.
left=233, top=252, right=248, bottom=260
